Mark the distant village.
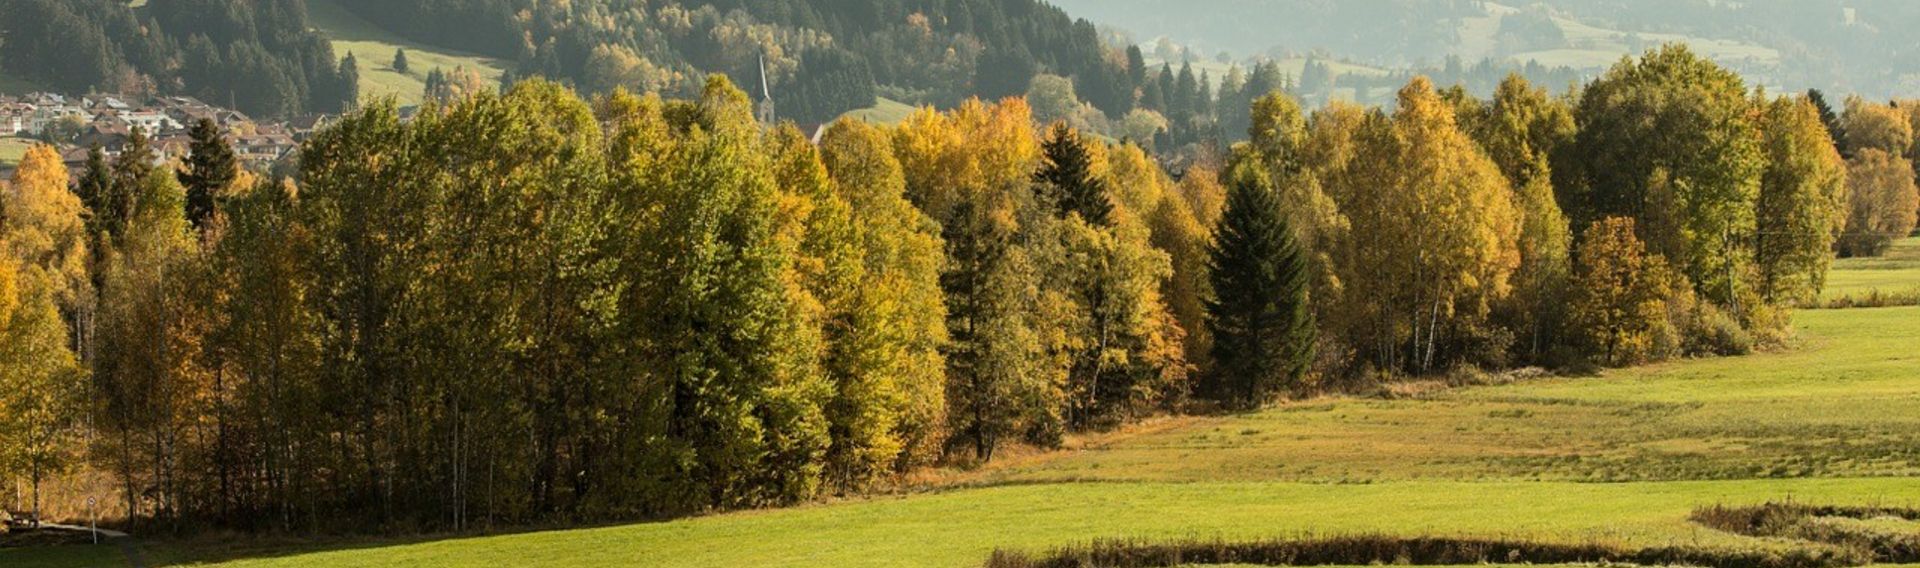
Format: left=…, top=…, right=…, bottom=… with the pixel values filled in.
left=0, top=92, right=333, bottom=180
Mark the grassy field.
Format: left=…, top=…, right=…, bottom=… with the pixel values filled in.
left=7, top=246, right=1920, bottom=567
left=0, top=136, right=35, bottom=167
left=841, top=97, right=920, bottom=125
left=304, top=0, right=506, bottom=107
left=1503, top=12, right=1779, bottom=71
left=1823, top=237, right=1920, bottom=304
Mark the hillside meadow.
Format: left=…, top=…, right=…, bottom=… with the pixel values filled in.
left=304, top=0, right=505, bottom=106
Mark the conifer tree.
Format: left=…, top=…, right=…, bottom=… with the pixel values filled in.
left=1035, top=123, right=1112, bottom=226
left=337, top=52, right=361, bottom=112
left=180, top=118, right=238, bottom=230
left=77, top=146, right=112, bottom=232
left=1807, top=89, right=1843, bottom=155
left=393, top=48, right=409, bottom=74
left=102, top=127, right=155, bottom=240
left=1204, top=165, right=1314, bottom=409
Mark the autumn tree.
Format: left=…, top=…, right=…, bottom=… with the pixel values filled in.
left=1838, top=149, right=1919, bottom=257
left=1562, top=45, right=1762, bottom=307
left=1836, top=98, right=1919, bottom=257
left=0, top=243, right=86, bottom=526
left=1806, top=89, right=1843, bottom=155
left=4, top=145, right=92, bottom=345
left=1204, top=164, right=1314, bottom=408
left=815, top=118, right=950, bottom=477
left=1570, top=217, right=1679, bottom=367
left=1840, top=96, right=1912, bottom=158
left=1464, top=74, right=1577, bottom=362
left=893, top=99, right=1061, bottom=461
left=1331, top=77, right=1520, bottom=373
left=1754, top=96, right=1847, bottom=303
left=91, top=166, right=201, bottom=524
left=1151, top=167, right=1224, bottom=369
left=1055, top=143, right=1185, bottom=428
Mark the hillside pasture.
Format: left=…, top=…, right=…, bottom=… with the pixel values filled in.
left=0, top=137, right=34, bottom=167
left=305, top=0, right=506, bottom=106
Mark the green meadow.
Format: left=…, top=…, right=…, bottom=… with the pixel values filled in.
left=841, top=97, right=920, bottom=126
left=304, top=0, right=506, bottom=107
left=1823, top=238, right=1920, bottom=304
left=11, top=240, right=1920, bottom=567
left=0, top=137, right=34, bottom=167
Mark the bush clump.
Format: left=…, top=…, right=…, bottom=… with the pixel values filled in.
left=984, top=534, right=1868, bottom=568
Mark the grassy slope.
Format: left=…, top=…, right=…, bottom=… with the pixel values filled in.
left=304, top=0, right=505, bottom=107
left=1500, top=8, right=1779, bottom=71
left=9, top=247, right=1920, bottom=567
left=1823, top=237, right=1920, bottom=302
left=841, top=97, right=918, bottom=126
left=0, top=137, right=34, bottom=167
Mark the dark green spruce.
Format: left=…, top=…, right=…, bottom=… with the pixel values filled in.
left=1035, top=123, right=1113, bottom=227
left=1204, top=165, right=1316, bottom=410
left=180, top=118, right=238, bottom=230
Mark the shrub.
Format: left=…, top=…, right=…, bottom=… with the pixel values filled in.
left=983, top=535, right=1868, bottom=568
left=1682, top=302, right=1755, bottom=357
left=1694, top=503, right=1920, bottom=564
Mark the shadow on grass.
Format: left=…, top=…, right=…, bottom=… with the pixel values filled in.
left=7, top=517, right=673, bottom=568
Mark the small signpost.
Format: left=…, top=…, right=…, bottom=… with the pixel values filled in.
left=87, top=497, right=97, bottom=544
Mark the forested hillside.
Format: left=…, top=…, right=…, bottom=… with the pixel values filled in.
left=328, top=0, right=1134, bottom=123
left=0, top=0, right=357, bottom=117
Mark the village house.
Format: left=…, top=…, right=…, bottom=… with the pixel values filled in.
left=5, top=90, right=334, bottom=175
left=0, top=102, right=28, bottom=136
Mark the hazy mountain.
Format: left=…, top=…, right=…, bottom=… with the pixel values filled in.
left=1050, top=0, right=1920, bottom=98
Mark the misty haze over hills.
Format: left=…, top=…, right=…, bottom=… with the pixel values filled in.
left=1051, top=0, right=1920, bottom=99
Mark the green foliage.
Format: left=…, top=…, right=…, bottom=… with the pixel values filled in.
left=1563, top=45, right=1763, bottom=308
left=1204, top=164, right=1314, bottom=408
left=1754, top=96, right=1847, bottom=304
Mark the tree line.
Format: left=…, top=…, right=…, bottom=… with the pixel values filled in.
left=2, top=45, right=1917, bottom=534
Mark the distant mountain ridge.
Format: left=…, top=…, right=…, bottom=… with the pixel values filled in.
left=1050, top=0, right=1920, bottom=99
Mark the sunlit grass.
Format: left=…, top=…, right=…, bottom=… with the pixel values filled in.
left=840, top=97, right=919, bottom=126
left=305, top=0, right=506, bottom=107
left=0, top=136, right=35, bottom=167
left=1822, top=238, right=1920, bottom=304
